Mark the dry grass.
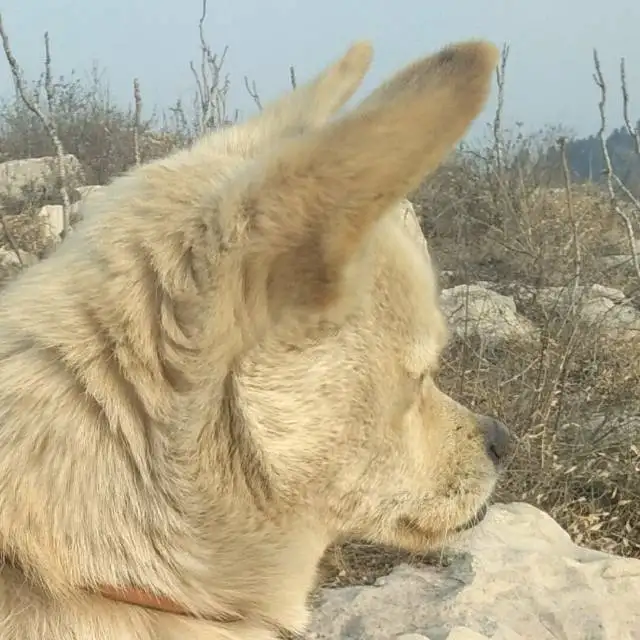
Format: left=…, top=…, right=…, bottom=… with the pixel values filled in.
left=438, top=328, right=640, bottom=556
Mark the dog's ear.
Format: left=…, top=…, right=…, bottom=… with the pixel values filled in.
left=239, top=41, right=498, bottom=318
left=220, top=42, right=373, bottom=156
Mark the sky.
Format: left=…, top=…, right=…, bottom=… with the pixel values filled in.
left=0, top=0, right=639, bottom=142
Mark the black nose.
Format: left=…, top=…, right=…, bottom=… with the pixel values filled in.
left=477, top=415, right=512, bottom=469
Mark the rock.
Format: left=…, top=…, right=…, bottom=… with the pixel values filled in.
left=37, top=204, right=66, bottom=240
left=0, top=155, right=83, bottom=199
left=446, top=629, right=495, bottom=640
left=537, top=283, right=627, bottom=307
left=535, top=284, right=640, bottom=336
left=307, top=503, right=640, bottom=640
left=440, top=284, right=536, bottom=346
left=36, top=185, right=104, bottom=240
left=585, top=413, right=640, bottom=444
left=601, top=254, right=637, bottom=270
left=600, top=238, right=640, bottom=273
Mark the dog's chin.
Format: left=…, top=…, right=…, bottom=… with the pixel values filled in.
left=453, top=502, right=489, bottom=534
left=394, top=501, right=489, bottom=551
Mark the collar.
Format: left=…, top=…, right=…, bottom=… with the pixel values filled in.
left=4, top=552, right=289, bottom=634
left=97, top=584, right=289, bottom=636
left=97, top=584, right=238, bottom=620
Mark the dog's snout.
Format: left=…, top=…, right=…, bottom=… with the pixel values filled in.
left=477, top=415, right=511, bottom=469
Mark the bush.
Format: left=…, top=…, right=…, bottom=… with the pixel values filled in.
left=0, top=66, right=191, bottom=186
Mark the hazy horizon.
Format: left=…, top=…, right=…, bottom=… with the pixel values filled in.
left=1, top=0, right=639, bottom=143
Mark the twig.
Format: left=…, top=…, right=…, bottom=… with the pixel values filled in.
left=133, top=77, right=142, bottom=166
left=189, top=0, right=231, bottom=134
left=592, top=49, right=640, bottom=282
left=611, top=173, right=640, bottom=213
left=487, top=43, right=510, bottom=236
left=557, top=136, right=582, bottom=305
left=492, top=44, right=509, bottom=175
left=0, top=14, right=71, bottom=238
left=43, top=32, right=54, bottom=115
left=244, top=76, right=262, bottom=111
left=620, top=58, right=640, bottom=156
left=41, top=29, right=71, bottom=236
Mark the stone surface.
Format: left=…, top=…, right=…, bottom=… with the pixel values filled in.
left=0, top=154, right=83, bottom=198
left=36, top=185, right=104, bottom=240
left=37, top=204, right=66, bottom=239
left=440, top=284, right=536, bottom=346
left=535, top=284, right=640, bottom=335
left=307, top=503, right=640, bottom=640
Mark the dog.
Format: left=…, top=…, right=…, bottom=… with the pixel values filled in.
left=0, top=38, right=509, bottom=639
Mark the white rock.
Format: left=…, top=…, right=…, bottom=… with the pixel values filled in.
left=37, top=204, right=66, bottom=239
left=447, top=626, right=524, bottom=640
left=601, top=254, right=637, bottom=270
left=536, top=284, right=640, bottom=335
left=307, top=503, right=640, bottom=640
left=0, top=154, right=82, bottom=198
left=440, top=284, right=535, bottom=346
left=446, top=629, right=490, bottom=640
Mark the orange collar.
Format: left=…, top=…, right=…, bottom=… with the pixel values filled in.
left=96, top=584, right=286, bottom=635
left=97, top=584, right=225, bottom=619
left=4, top=554, right=284, bottom=633
left=3, top=552, right=232, bottom=622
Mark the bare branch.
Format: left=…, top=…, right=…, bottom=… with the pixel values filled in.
left=557, top=135, right=582, bottom=303
left=492, top=43, right=509, bottom=175
left=244, top=75, right=262, bottom=111
left=43, top=32, right=54, bottom=115
left=133, top=78, right=142, bottom=166
left=592, top=48, right=640, bottom=282
left=612, top=173, right=640, bottom=216
left=196, top=0, right=212, bottom=128
left=0, top=13, right=71, bottom=238
left=620, top=58, right=640, bottom=156
left=189, top=0, right=231, bottom=135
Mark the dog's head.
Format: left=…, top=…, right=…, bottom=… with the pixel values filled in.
left=87, top=40, right=508, bottom=561
left=181, top=40, right=511, bottom=553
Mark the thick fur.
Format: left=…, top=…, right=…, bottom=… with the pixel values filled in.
left=0, top=40, right=500, bottom=639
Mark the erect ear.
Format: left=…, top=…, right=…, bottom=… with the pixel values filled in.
left=216, top=41, right=373, bottom=157
left=238, top=40, right=498, bottom=319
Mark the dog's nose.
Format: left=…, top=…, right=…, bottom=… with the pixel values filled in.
left=476, top=415, right=512, bottom=469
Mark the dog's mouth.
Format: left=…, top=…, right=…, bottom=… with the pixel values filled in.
left=453, top=502, right=488, bottom=533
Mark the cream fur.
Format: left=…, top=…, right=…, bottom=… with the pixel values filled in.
left=0, top=40, right=502, bottom=639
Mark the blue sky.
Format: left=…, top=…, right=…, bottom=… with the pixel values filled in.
left=1, top=0, right=639, bottom=140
